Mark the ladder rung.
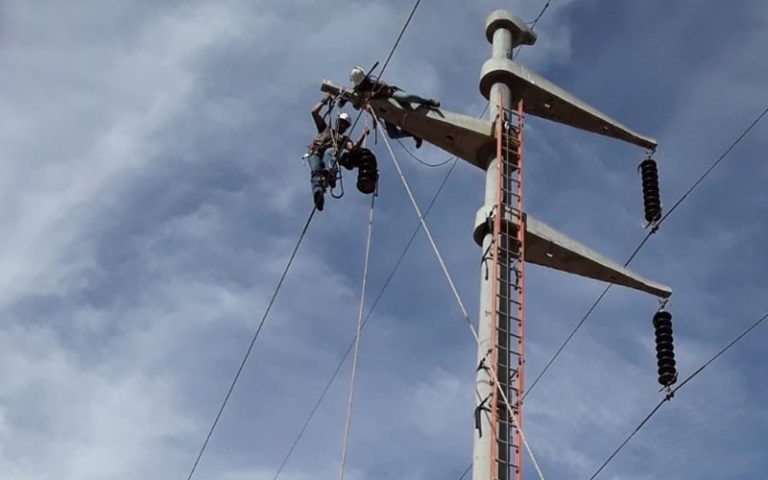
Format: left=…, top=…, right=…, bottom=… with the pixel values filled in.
left=495, top=292, right=521, bottom=302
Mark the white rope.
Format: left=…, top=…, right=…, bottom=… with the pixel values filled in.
left=376, top=122, right=546, bottom=480
left=338, top=193, right=376, bottom=480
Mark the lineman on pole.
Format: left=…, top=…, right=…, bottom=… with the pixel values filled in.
left=306, top=93, right=368, bottom=211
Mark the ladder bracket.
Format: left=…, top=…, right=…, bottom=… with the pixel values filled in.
left=476, top=357, right=489, bottom=373
left=474, top=396, right=491, bottom=436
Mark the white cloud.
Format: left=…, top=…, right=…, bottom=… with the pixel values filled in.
left=0, top=1, right=245, bottom=307
left=2, top=1, right=767, bottom=480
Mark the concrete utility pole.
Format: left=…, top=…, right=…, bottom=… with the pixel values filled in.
left=322, top=9, right=670, bottom=480
left=471, top=13, right=529, bottom=480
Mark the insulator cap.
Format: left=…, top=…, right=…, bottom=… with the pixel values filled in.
left=485, top=10, right=537, bottom=46
left=348, top=148, right=378, bottom=195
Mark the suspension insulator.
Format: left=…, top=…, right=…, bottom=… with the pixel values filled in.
left=349, top=148, right=378, bottom=195
left=653, top=310, right=677, bottom=387
left=639, top=158, right=662, bottom=224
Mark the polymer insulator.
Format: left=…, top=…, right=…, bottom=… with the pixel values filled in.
left=351, top=148, right=379, bottom=195
left=639, top=158, right=662, bottom=224
left=653, top=310, right=677, bottom=387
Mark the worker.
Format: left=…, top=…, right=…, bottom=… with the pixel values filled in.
left=307, top=93, right=368, bottom=211
left=349, top=66, right=440, bottom=108
left=349, top=66, right=439, bottom=149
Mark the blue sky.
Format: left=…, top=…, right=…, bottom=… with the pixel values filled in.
left=1, top=0, right=767, bottom=479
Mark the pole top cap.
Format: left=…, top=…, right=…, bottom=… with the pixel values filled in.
left=485, top=10, right=537, bottom=47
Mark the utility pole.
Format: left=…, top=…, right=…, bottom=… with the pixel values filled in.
left=321, top=9, right=670, bottom=480
left=471, top=14, right=530, bottom=480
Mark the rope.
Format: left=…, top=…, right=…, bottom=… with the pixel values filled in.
left=272, top=106, right=485, bottom=480
left=185, top=207, right=317, bottom=480
left=395, top=138, right=454, bottom=167
left=589, top=309, right=768, bottom=479
left=524, top=101, right=768, bottom=400
left=377, top=122, right=547, bottom=480
left=338, top=194, right=376, bottom=480
left=271, top=158, right=457, bottom=480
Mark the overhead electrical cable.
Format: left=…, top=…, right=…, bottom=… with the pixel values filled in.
left=185, top=207, right=317, bottom=480
left=378, top=0, right=423, bottom=78
left=344, top=0, right=424, bottom=162
left=528, top=0, right=552, bottom=30
left=657, top=103, right=768, bottom=224
left=396, top=138, right=455, bottom=167
left=513, top=0, right=553, bottom=59
left=589, top=309, right=768, bottom=479
left=523, top=101, right=768, bottom=400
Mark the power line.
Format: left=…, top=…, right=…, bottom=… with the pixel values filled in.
left=457, top=463, right=472, bottom=480
left=528, top=0, right=552, bottom=29
left=395, top=138, right=455, bottom=167
left=344, top=0, right=424, bottom=159
left=658, top=103, right=768, bottom=224
left=523, top=101, right=768, bottom=400
left=589, top=309, right=768, bottom=479
left=513, top=0, right=553, bottom=60
left=378, top=0, right=423, bottom=78
left=394, top=101, right=491, bottom=168
left=524, top=283, right=612, bottom=399
left=185, top=207, right=316, bottom=480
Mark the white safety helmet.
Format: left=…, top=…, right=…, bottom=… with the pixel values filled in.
left=338, top=112, right=351, bottom=124
left=349, top=66, right=367, bottom=86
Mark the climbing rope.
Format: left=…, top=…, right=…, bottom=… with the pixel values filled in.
left=271, top=157, right=460, bottom=480
left=376, top=122, right=547, bottom=480
left=338, top=193, right=376, bottom=480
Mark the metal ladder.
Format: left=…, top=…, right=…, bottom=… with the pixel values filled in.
left=489, top=98, right=525, bottom=480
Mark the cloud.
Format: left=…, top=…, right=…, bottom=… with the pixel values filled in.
left=2, top=1, right=768, bottom=480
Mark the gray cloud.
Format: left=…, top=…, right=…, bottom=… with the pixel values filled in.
left=1, top=1, right=767, bottom=480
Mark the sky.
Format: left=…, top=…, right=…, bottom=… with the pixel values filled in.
left=1, top=0, right=767, bottom=479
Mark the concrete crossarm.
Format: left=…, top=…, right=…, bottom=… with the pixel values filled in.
left=366, top=97, right=498, bottom=169
left=525, top=214, right=672, bottom=298
left=320, top=80, right=498, bottom=169
left=479, top=58, right=658, bottom=151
